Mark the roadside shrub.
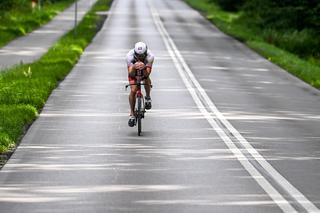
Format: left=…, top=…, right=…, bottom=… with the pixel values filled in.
left=261, top=29, right=320, bottom=58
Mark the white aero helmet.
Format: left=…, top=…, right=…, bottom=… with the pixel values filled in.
left=134, top=42, right=148, bottom=59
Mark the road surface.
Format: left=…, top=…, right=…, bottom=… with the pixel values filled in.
left=0, top=0, right=319, bottom=212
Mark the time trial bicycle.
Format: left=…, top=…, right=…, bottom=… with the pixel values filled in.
left=125, top=69, right=152, bottom=136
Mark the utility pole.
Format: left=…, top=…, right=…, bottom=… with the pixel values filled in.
left=74, top=0, right=78, bottom=36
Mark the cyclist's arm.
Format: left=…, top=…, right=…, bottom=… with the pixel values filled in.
left=145, top=52, right=155, bottom=77
left=126, top=51, right=136, bottom=77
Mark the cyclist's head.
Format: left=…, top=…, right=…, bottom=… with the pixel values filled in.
left=134, top=42, right=148, bottom=61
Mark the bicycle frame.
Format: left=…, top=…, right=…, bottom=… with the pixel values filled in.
left=125, top=74, right=152, bottom=136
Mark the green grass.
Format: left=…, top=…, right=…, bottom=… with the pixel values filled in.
left=184, top=0, right=320, bottom=89
left=0, top=0, right=112, bottom=154
left=249, top=41, right=320, bottom=88
left=0, top=105, right=37, bottom=153
left=0, top=0, right=74, bottom=48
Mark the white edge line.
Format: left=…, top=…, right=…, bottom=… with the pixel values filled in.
left=149, top=1, right=320, bottom=212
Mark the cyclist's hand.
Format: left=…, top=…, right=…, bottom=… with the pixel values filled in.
left=134, top=62, right=145, bottom=70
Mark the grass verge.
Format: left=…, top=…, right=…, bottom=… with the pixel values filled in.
left=184, top=0, right=320, bottom=89
left=0, top=0, right=74, bottom=48
left=0, top=0, right=112, bottom=155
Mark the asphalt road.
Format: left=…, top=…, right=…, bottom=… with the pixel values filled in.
left=0, top=0, right=320, bottom=212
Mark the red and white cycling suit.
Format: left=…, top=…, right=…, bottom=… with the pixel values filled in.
left=126, top=49, right=155, bottom=84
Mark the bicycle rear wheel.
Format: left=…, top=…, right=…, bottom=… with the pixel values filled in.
left=137, top=97, right=142, bottom=136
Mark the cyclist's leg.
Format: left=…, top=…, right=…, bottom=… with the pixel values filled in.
left=144, top=77, right=152, bottom=110
left=129, top=76, right=138, bottom=116
left=144, top=77, right=152, bottom=97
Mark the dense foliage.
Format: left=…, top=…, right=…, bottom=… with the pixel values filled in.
left=209, top=0, right=245, bottom=12
left=210, top=0, right=320, bottom=30
left=0, top=0, right=27, bottom=11
left=0, top=0, right=68, bottom=11
left=209, top=0, right=320, bottom=59
left=243, top=0, right=320, bottom=31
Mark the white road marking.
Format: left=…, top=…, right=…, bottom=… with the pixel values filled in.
left=149, top=1, right=320, bottom=212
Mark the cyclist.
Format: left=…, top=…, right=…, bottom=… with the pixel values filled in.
left=126, top=42, right=154, bottom=127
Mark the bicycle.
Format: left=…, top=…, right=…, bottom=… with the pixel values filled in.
left=125, top=69, right=152, bottom=136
